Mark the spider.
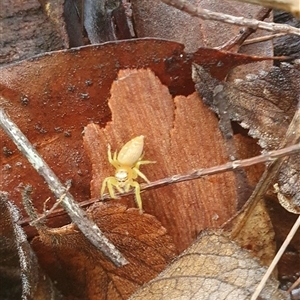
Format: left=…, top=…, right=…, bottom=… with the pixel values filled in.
left=101, top=135, right=155, bottom=212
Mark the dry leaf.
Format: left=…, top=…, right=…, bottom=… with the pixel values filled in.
left=225, top=198, right=276, bottom=266
left=193, top=62, right=300, bottom=212
left=39, top=0, right=72, bottom=47
left=130, top=230, right=287, bottom=300
left=31, top=202, right=176, bottom=300
left=273, top=11, right=300, bottom=60
left=1, top=39, right=193, bottom=218
left=0, top=192, right=61, bottom=299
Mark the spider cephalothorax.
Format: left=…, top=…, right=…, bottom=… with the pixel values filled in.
left=101, top=135, right=155, bottom=212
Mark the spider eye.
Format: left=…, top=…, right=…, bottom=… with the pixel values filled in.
left=115, top=170, right=128, bottom=182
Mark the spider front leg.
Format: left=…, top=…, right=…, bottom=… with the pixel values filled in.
left=130, top=180, right=143, bottom=213
left=101, top=176, right=123, bottom=199
left=107, top=144, right=119, bottom=169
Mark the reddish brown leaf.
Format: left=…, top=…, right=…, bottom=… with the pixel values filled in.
left=31, top=202, right=176, bottom=300
left=132, top=0, right=273, bottom=77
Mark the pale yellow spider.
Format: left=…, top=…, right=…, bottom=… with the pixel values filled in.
left=101, top=135, right=155, bottom=212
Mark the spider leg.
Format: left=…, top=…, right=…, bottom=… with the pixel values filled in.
left=123, top=179, right=135, bottom=193
left=113, top=150, right=118, bottom=161
left=135, top=160, right=156, bottom=168
left=132, top=160, right=155, bottom=183
left=132, top=167, right=151, bottom=183
left=130, top=181, right=143, bottom=213
left=101, top=177, right=113, bottom=198
left=107, top=144, right=119, bottom=169
left=101, top=177, right=121, bottom=199
left=114, top=182, right=125, bottom=194
left=107, top=144, right=112, bottom=161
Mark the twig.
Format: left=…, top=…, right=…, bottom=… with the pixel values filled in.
left=251, top=215, right=300, bottom=300
left=101, top=142, right=300, bottom=200
left=161, top=0, right=300, bottom=36
left=242, top=33, right=286, bottom=45
left=216, top=7, right=271, bottom=51
left=287, top=276, right=300, bottom=295
left=18, top=141, right=300, bottom=226
left=232, top=0, right=300, bottom=18
left=0, top=107, right=127, bottom=267
left=30, top=181, right=72, bottom=226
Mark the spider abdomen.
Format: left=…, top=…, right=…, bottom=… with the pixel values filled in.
left=117, top=135, right=144, bottom=166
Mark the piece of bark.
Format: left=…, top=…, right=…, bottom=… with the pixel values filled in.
left=83, top=68, right=263, bottom=251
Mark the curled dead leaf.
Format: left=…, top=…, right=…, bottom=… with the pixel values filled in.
left=31, top=202, right=176, bottom=299
left=193, top=62, right=300, bottom=213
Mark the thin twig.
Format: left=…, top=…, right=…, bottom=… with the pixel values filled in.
left=216, top=7, right=271, bottom=51
left=22, top=185, right=49, bottom=230
left=251, top=215, right=300, bottom=300
left=101, top=142, right=300, bottom=200
left=287, top=276, right=300, bottom=295
left=242, top=33, right=286, bottom=45
left=18, top=142, right=300, bottom=227
left=0, top=107, right=127, bottom=267
left=30, top=181, right=72, bottom=226
left=161, top=0, right=300, bottom=36
left=232, top=0, right=300, bottom=18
